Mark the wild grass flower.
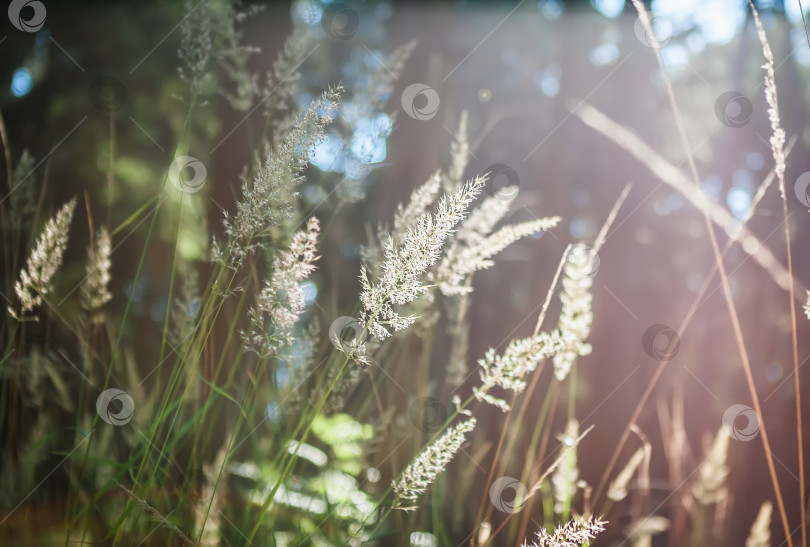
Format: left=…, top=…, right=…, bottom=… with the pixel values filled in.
left=243, top=217, right=320, bottom=356
left=214, top=87, right=340, bottom=267
left=359, top=176, right=486, bottom=341
left=436, top=216, right=559, bottom=296
left=473, top=330, right=567, bottom=411
left=552, top=419, right=580, bottom=515
left=749, top=2, right=786, bottom=196
left=208, top=1, right=262, bottom=111
left=751, top=6, right=806, bottom=544
left=349, top=41, right=416, bottom=124
left=362, top=172, right=443, bottom=280
left=552, top=244, right=594, bottom=381
left=391, top=172, right=443, bottom=247
left=745, top=501, right=772, bottom=547
left=692, top=429, right=729, bottom=505
left=178, top=0, right=213, bottom=98
left=522, top=515, right=607, bottom=547
left=393, top=418, right=476, bottom=504
left=456, top=191, right=516, bottom=245
left=10, top=198, right=76, bottom=320
left=326, top=41, right=415, bottom=204
left=265, top=25, right=312, bottom=142
left=81, top=227, right=112, bottom=320
left=178, top=0, right=260, bottom=106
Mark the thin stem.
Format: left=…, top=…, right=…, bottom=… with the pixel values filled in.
left=627, top=3, right=793, bottom=543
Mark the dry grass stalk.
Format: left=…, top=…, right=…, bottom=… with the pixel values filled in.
left=571, top=102, right=803, bottom=297
left=749, top=5, right=806, bottom=544
left=597, top=5, right=796, bottom=543
left=607, top=447, right=645, bottom=502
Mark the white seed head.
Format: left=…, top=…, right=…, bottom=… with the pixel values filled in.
left=10, top=198, right=76, bottom=319
left=522, top=515, right=607, bottom=547
left=218, top=88, right=340, bottom=267
left=438, top=217, right=559, bottom=296
left=360, top=176, right=486, bottom=340
left=476, top=331, right=567, bottom=404
left=745, top=501, right=772, bottom=547
left=551, top=419, right=580, bottom=514
left=243, top=217, right=320, bottom=356
left=393, top=418, right=477, bottom=504
left=81, top=226, right=113, bottom=319
left=553, top=244, right=594, bottom=381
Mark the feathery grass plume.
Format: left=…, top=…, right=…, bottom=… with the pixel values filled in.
left=348, top=41, right=415, bottom=123
left=178, top=0, right=260, bottom=105
left=436, top=216, right=559, bottom=296
left=209, top=0, right=262, bottom=111
left=749, top=2, right=786, bottom=197
left=456, top=191, right=516, bottom=245
left=265, top=24, right=312, bottom=143
left=393, top=418, right=476, bottom=504
left=745, top=501, right=772, bottom=547
left=362, top=171, right=442, bottom=280
left=690, top=429, right=730, bottom=545
left=10, top=198, right=76, bottom=320
left=473, top=330, right=566, bottom=411
left=552, top=244, right=594, bottom=381
left=177, top=0, right=213, bottom=97
left=607, top=446, right=646, bottom=502
left=444, top=110, right=469, bottom=191
left=331, top=41, right=415, bottom=204
left=214, top=87, right=340, bottom=267
left=392, top=171, right=443, bottom=246
left=552, top=419, right=580, bottom=515
left=751, top=7, right=806, bottom=545
left=359, top=176, right=486, bottom=341
left=434, top=181, right=546, bottom=295
left=243, top=217, right=320, bottom=356
left=521, top=515, right=607, bottom=547
left=360, top=171, right=441, bottom=279
left=692, top=429, right=729, bottom=505
left=81, top=227, right=112, bottom=320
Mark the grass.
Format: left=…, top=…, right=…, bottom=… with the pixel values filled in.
left=0, top=1, right=807, bottom=546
